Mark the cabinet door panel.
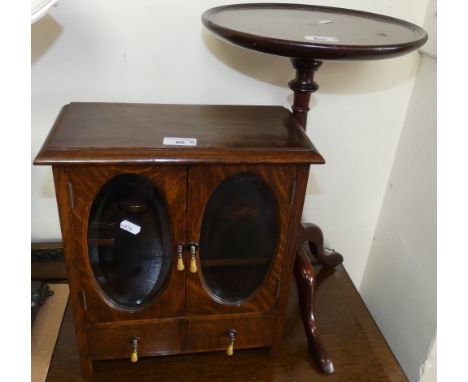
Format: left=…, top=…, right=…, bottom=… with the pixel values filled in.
left=65, top=165, right=186, bottom=322
left=199, top=172, right=278, bottom=304
left=186, top=165, right=296, bottom=315
left=87, top=173, right=173, bottom=308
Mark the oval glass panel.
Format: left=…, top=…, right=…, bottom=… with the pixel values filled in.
left=200, top=172, right=279, bottom=304
left=87, top=174, right=172, bottom=308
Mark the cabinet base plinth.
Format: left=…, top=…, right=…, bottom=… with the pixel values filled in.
left=83, top=313, right=275, bottom=371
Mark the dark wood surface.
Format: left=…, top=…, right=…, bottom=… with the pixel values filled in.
left=34, top=103, right=324, bottom=165
left=288, top=58, right=322, bottom=128
left=299, top=223, right=344, bottom=268
left=32, top=241, right=67, bottom=281
left=46, top=263, right=408, bottom=382
left=202, top=3, right=427, bottom=60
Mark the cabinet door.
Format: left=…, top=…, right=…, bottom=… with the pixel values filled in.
left=186, top=165, right=296, bottom=315
left=65, top=165, right=186, bottom=322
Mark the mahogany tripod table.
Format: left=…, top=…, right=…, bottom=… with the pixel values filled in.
left=202, top=3, right=427, bottom=374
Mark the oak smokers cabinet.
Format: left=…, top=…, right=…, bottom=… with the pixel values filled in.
left=35, top=103, right=323, bottom=376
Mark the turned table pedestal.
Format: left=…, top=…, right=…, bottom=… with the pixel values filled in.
left=202, top=3, right=427, bottom=374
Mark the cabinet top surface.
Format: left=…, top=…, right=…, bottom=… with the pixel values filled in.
left=202, top=3, right=427, bottom=60
left=35, top=103, right=324, bottom=165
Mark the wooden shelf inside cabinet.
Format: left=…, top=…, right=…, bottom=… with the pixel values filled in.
left=34, top=102, right=321, bottom=377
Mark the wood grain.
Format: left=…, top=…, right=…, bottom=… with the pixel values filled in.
left=185, top=165, right=295, bottom=315
left=34, top=103, right=324, bottom=165
left=64, top=165, right=187, bottom=323
left=37, top=104, right=326, bottom=375
left=271, top=164, right=310, bottom=355
left=51, top=163, right=303, bottom=373
left=53, top=167, right=93, bottom=375
left=185, top=314, right=274, bottom=352
left=87, top=320, right=181, bottom=360
left=202, top=3, right=427, bottom=61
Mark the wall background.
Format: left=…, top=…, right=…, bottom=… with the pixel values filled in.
left=360, top=1, right=437, bottom=380
left=31, top=1, right=435, bottom=381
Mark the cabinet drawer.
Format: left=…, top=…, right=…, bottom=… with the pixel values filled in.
left=87, top=320, right=181, bottom=360
left=186, top=315, right=274, bottom=352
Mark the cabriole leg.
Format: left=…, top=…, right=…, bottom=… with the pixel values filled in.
left=294, top=244, right=334, bottom=375
left=299, top=223, right=343, bottom=268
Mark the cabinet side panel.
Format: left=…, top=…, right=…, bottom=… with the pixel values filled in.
left=270, top=164, right=310, bottom=354
left=52, top=166, right=93, bottom=376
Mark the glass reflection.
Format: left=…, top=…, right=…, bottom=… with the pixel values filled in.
left=200, top=173, right=278, bottom=304
left=88, top=174, right=172, bottom=308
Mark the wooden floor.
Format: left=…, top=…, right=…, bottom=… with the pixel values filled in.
left=46, top=265, right=407, bottom=382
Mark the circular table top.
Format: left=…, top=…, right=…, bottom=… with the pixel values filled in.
left=202, top=3, right=427, bottom=60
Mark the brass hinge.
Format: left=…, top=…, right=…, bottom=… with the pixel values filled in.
left=80, top=289, right=88, bottom=310
left=67, top=182, right=75, bottom=209
left=290, top=180, right=296, bottom=205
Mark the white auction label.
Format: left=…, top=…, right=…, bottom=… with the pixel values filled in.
left=120, top=220, right=141, bottom=235
left=304, top=35, right=338, bottom=42
left=163, top=137, right=197, bottom=146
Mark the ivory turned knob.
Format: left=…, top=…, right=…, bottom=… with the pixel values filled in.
left=226, top=342, right=234, bottom=356
left=130, top=337, right=139, bottom=363
left=189, top=255, right=197, bottom=273
left=190, top=257, right=198, bottom=273
left=226, top=328, right=236, bottom=356
left=177, top=256, right=185, bottom=271
left=189, top=244, right=198, bottom=273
